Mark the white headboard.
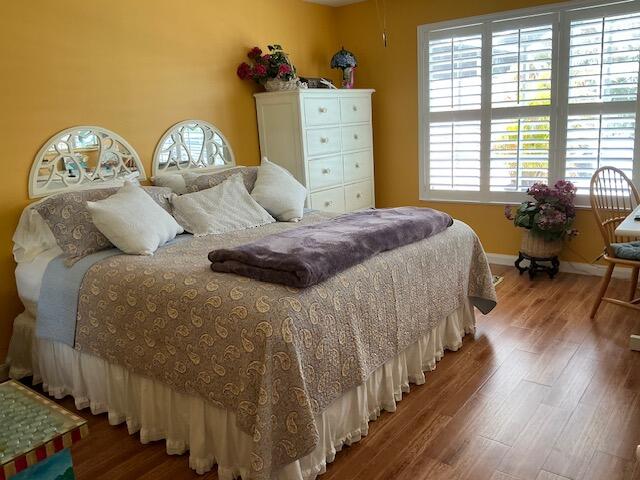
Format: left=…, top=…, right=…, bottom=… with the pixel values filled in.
left=152, top=120, right=235, bottom=177
left=29, top=126, right=146, bottom=199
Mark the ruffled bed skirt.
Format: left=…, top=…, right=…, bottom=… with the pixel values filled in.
left=8, top=300, right=475, bottom=479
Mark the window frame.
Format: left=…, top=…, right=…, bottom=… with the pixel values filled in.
left=418, top=0, right=640, bottom=206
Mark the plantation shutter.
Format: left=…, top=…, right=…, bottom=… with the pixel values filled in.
left=563, top=9, right=640, bottom=194
left=426, top=28, right=483, bottom=193
left=489, top=22, right=554, bottom=193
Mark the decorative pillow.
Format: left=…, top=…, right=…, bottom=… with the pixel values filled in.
left=184, top=166, right=258, bottom=194
left=87, top=182, right=183, bottom=255
left=35, top=185, right=173, bottom=264
left=171, top=173, right=275, bottom=236
left=251, top=158, right=307, bottom=222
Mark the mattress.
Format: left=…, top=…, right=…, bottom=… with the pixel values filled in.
left=14, top=248, right=61, bottom=317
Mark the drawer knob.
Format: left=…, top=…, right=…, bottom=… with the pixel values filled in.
left=320, top=137, right=329, bottom=144
left=356, top=193, right=362, bottom=199
left=324, top=201, right=333, bottom=207
left=355, top=162, right=360, bottom=168
left=322, top=168, right=332, bottom=175
left=353, top=134, right=359, bottom=140
left=319, top=107, right=328, bottom=113
left=352, top=105, right=358, bottom=111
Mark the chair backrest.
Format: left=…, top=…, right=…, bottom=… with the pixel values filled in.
left=590, top=166, right=640, bottom=256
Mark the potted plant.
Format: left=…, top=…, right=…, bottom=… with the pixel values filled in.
left=237, top=44, right=300, bottom=92
left=505, top=180, right=579, bottom=258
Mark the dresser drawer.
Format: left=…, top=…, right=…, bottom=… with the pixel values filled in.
left=310, top=187, right=345, bottom=213
left=343, top=150, right=372, bottom=183
left=308, top=155, right=343, bottom=191
left=345, top=180, right=373, bottom=211
left=304, top=97, right=340, bottom=126
left=340, top=96, right=371, bottom=124
left=306, top=127, right=341, bottom=157
left=341, top=125, right=371, bottom=152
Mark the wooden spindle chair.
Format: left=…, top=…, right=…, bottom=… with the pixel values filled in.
left=590, top=166, right=640, bottom=318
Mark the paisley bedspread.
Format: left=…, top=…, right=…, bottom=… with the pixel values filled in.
left=74, top=212, right=496, bottom=479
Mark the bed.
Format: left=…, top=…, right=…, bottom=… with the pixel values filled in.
left=8, top=121, right=496, bottom=480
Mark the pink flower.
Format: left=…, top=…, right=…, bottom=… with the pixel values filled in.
left=247, top=47, right=262, bottom=60
left=253, top=64, right=267, bottom=78
left=278, top=64, right=292, bottom=76
left=236, top=62, right=253, bottom=80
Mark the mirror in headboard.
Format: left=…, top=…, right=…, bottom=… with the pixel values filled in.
left=29, top=126, right=146, bottom=199
left=152, top=120, right=235, bottom=177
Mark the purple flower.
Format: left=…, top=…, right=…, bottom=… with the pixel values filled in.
left=510, top=179, right=579, bottom=239
left=504, top=205, right=514, bottom=221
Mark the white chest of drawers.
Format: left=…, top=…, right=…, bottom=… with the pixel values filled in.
left=254, top=89, right=375, bottom=213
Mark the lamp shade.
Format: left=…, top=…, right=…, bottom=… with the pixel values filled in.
left=330, top=47, right=357, bottom=70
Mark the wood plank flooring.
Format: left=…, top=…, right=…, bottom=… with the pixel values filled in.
left=25, top=266, right=640, bottom=479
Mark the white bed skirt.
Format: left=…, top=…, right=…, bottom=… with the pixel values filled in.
left=8, top=300, right=475, bottom=479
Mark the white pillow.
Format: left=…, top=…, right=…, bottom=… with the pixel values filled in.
left=87, top=181, right=184, bottom=255
left=13, top=202, right=58, bottom=263
left=153, top=173, right=188, bottom=195
left=251, top=157, right=307, bottom=222
left=171, top=173, right=275, bottom=236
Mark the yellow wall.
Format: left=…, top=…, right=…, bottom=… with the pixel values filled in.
left=336, top=0, right=603, bottom=264
left=0, top=0, right=340, bottom=361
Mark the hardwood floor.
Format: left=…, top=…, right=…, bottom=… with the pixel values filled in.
left=28, top=266, right=640, bottom=479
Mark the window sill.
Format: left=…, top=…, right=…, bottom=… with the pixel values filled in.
left=418, top=195, right=593, bottom=211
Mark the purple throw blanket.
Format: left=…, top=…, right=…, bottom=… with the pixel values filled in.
left=208, top=207, right=453, bottom=288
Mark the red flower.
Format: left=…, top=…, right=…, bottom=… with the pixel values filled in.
left=278, top=64, right=292, bottom=76
left=253, top=64, right=267, bottom=78
left=248, top=47, right=262, bottom=60
left=236, top=62, right=252, bottom=80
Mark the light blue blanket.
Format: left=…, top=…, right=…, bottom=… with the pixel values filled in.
left=36, top=235, right=192, bottom=346
left=36, top=248, right=121, bottom=346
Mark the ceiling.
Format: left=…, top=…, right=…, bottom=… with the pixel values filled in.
left=303, top=0, right=366, bottom=6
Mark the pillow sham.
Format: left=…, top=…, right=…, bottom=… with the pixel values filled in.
left=171, top=173, right=274, bottom=236
left=251, top=157, right=307, bottom=222
left=152, top=171, right=216, bottom=195
left=35, top=185, right=173, bottom=264
left=152, top=172, right=189, bottom=195
left=87, top=182, right=183, bottom=255
left=184, top=166, right=258, bottom=194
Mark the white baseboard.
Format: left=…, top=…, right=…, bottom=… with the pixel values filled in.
left=0, top=362, right=9, bottom=382
left=486, top=253, right=631, bottom=279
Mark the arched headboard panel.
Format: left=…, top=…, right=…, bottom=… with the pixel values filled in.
left=29, top=126, right=146, bottom=199
left=152, top=120, right=235, bottom=177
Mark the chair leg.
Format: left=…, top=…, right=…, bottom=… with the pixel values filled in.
left=591, top=262, right=615, bottom=319
left=629, top=267, right=639, bottom=301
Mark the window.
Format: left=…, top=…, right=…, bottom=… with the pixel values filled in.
left=419, top=0, right=640, bottom=204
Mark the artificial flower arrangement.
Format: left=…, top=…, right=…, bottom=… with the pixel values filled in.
left=236, top=44, right=298, bottom=90
left=504, top=180, right=579, bottom=242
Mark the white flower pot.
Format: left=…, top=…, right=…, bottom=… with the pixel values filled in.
left=263, top=78, right=300, bottom=92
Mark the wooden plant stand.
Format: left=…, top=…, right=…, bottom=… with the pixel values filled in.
left=515, top=251, right=560, bottom=279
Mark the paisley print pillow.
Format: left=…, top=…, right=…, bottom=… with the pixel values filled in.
left=184, top=166, right=258, bottom=194
left=35, top=186, right=173, bottom=265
